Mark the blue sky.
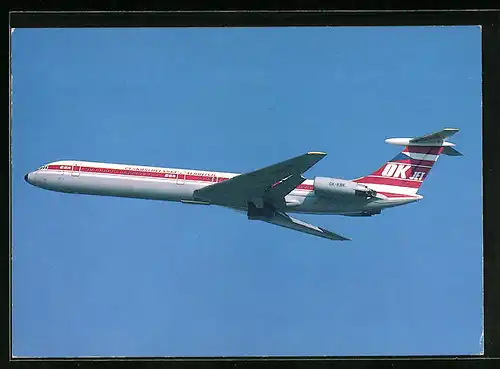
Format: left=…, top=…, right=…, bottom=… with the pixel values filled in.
left=12, top=26, right=482, bottom=357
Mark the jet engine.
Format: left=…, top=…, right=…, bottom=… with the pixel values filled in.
left=313, top=177, right=377, bottom=198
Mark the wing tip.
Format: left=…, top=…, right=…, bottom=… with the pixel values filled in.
left=319, top=227, right=350, bottom=241
left=337, top=236, right=351, bottom=241
left=307, top=151, right=327, bottom=156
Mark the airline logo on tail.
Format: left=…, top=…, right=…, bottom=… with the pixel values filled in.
left=381, top=164, right=426, bottom=180
left=381, top=163, right=411, bottom=179
left=409, top=171, right=426, bottom=181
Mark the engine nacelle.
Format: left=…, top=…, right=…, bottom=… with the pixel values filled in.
left=313, top=177, right=377, bottom=198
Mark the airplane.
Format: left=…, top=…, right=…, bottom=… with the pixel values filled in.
left=24, top=128, right=461, bottom=241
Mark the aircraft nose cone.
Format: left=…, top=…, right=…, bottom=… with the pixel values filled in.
left=24, top=172, right=34, bottom=184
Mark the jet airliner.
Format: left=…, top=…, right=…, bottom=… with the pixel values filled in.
left=25, top=128, right=461, bottom=241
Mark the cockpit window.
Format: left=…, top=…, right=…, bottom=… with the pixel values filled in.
left=38, top=165, right=48, bottom=170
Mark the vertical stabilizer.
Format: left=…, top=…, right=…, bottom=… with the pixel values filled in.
left=353, top=128, right=460, bottom=197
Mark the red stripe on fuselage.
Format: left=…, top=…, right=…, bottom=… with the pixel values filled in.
left=377, top=192, right=418, bottom=198
left=356, top=175, right=422, bottom=188
left=45, top=164, right=421, bottom=199
left=45, top=164, right=316, bottom=191
left=48, top=164, right=224, bottom=181
left=297, top=184, right=314, bottom=191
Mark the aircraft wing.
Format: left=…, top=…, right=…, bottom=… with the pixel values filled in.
left=263, top=211, right=350, bottom=241
left=410, top=128, right=460, bottom=143
left=194, top=152, right=326, bottom=208
left=265, top=174, right=307, bottom=208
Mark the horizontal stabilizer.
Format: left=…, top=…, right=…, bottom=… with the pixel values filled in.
left=386, top=128, right=460, bottom=147
left=441, top=146, right=463, bottom=156
left=410, top=128, right=460, bottom=143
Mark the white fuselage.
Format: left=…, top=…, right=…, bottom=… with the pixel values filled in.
left=25, top=160, right=421, bottom=215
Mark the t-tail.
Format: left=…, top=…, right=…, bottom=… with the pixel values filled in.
left=353, top=128, right=462, bottom=198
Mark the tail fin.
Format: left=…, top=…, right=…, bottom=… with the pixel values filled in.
left=353, top=128, right=461, bottom=197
